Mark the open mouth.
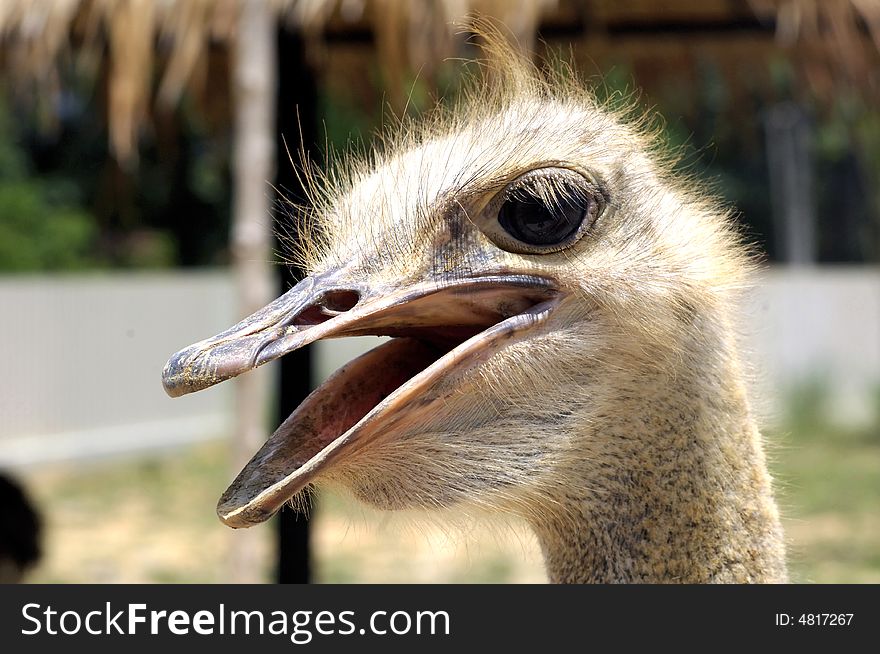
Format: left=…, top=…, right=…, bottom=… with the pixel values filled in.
left=162, top=274, right=561, bottom=528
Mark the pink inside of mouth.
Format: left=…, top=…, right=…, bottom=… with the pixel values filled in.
left=216, top=337, right=451, bottom=525
left=274, top=338, right=444, bottom=467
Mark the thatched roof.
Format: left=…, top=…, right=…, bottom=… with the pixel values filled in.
left=751, top=0, right=880, bottom=100
left=1, top=0, right=878, bottom=163
left=0, top=0, right=555, bottom=162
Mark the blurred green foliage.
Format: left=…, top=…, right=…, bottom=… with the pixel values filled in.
left=0, top=79, right=231, bottom=272
left=0, top=97, right=98, bottom=271
left=0, top=181, right=97, bottom=271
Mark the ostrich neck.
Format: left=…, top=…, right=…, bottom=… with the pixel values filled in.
left=531, top=358, right=788, bottom=583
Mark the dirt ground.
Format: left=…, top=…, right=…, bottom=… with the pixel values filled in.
left=17, top=422, right=880, bottom=584
left=23, top=442, right=545, bottom=583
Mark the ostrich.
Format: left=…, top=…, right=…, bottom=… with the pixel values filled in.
left=162, top=41, right=787, bottom=583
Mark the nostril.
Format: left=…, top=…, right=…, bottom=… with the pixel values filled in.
left=320, top=289, right=360, bottom=314
left=289, top=289, right=360, bottom=328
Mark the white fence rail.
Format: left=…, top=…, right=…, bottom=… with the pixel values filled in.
left=0, top=273, right=237, bottom=467
left=0, top=267, right=877, bottom=467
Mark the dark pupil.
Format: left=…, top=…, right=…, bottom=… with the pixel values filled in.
left=498, top=194, right=588, bottom=246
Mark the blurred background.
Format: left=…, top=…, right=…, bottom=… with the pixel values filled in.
left=0, top=0, right=878, bottom=584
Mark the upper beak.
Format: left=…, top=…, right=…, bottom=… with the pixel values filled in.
left=162, top=269, right=558, bottom=399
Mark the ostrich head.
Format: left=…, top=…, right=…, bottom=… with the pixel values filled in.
left=163, top=42, right=786, bottom=582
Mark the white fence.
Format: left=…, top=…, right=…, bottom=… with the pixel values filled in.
left=0, top=267, right=877, bottom=467
left=748, top=267, right=880, bottom=424
left=0, top=273, right=237, bottom=467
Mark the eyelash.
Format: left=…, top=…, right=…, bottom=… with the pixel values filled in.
left=474, top=167, right=605, bottom=254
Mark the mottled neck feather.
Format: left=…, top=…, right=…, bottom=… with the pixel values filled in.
left=530, top=346, right=787, bottom=583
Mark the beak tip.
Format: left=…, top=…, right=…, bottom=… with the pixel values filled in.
left=162, top=378, right=185, bottom=398
left=161, top=348, right=196, bottom=398
left=216, top=500, right=274, bottom=530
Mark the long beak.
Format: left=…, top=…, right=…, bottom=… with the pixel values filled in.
left=162, top=268, right=560, bottom=527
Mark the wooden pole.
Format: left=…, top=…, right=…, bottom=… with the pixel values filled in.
left=229, top=0, right=277, bottom=583
left=274, top=25, right=316, bottom=584
left=765, top=102, right=817, bottom=265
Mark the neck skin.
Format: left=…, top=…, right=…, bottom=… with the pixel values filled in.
left=529, top=351, right=787, bottom=584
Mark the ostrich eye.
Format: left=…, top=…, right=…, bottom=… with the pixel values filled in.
left=498, top=193, right=587, bottom=246
left=481, top=167, right=603, bottom=254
